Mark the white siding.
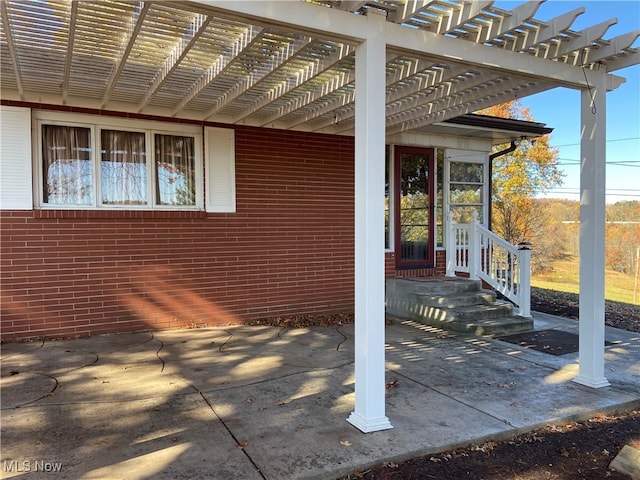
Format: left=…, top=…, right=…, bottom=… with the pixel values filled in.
left=205, top=127, right=236, bottom=213
left=0, top=106, right=33, bottom=210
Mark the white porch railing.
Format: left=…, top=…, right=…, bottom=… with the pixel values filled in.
left=446, top=211, right=532, bottom=317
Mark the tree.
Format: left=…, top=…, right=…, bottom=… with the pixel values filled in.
left=477, top=101, right=564, bottom=272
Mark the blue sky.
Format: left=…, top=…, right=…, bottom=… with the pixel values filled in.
left=494, top=0, right=640, bottom=204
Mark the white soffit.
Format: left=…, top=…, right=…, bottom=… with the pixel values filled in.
left=1, top=0, right=637, bottom=135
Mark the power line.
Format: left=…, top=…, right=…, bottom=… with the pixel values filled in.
left=552, top=137, right=640, bottom=148
left=555, top=159, right=640, bottom=167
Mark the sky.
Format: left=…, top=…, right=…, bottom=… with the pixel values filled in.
left=494, top=0, right=640, bottom=204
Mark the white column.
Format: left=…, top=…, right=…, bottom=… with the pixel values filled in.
left=574, top=72, right=610, bottom=388
left=347, top=9, right=393, bottom=433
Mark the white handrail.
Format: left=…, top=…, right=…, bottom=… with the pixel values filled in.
left=446, top=211, right=531, bottom=317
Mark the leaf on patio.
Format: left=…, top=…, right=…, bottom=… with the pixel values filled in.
left=386, top=380, right=399, bottom=389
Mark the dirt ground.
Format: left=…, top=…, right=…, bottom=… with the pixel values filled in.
left=338, top=409, right=639, bottom=480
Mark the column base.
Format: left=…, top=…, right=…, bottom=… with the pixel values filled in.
left=347, top=412, right=393, bottom=433
left=573, top=375, right=610, bottom=389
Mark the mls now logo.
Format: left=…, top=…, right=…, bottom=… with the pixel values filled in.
left=3, top=460, right=63, bottom=473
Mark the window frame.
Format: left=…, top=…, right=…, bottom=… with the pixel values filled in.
left=443, top=151, right=489, bottom=227
left=33, top=111, right=203, bottom=210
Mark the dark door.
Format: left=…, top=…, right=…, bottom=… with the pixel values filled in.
left=394, top=146, right=435, bottom=269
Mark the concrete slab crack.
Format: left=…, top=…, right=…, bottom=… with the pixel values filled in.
left=197, top=391, right=268, bottom=480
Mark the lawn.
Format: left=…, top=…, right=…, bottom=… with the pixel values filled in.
left=531, top=255, right=639, bottom=305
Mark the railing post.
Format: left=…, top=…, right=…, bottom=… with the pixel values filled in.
left=517, top=242, right=532, bottom=317
left=469, top=211, right=480, bottom=280
left=446, top=211, right=456, bottom=277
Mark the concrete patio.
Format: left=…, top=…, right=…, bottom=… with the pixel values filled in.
left=1, top=312, right=638, bottom=480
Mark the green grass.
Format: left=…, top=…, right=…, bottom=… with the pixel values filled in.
left=531, top=255, right=639, bottom=305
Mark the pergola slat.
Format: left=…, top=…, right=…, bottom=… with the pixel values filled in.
left=0, top=0, right=636, bottom=130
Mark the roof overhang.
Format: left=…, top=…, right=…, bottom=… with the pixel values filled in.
left=441, top=113, right=553, bottom=145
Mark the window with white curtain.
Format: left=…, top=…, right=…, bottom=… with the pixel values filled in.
left=36, top=112, right=201, bottom=209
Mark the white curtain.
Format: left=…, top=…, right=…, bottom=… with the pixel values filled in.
left=155, top=134, right=195, bottom=206
left=42, top=125, right=92, bottom=205
left=101, top=130, right=147, bottom=205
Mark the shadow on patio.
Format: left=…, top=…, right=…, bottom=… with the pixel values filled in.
left=1, top=313, right=639, bottom=479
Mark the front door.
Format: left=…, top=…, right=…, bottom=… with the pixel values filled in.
left=394, top=146, right=435, bottom=269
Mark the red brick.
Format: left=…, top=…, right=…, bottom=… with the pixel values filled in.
left=0, top=112, right=434, bottom=342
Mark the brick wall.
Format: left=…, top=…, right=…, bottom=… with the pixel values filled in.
left=1, top=124, right=357, bottom=341
left=385, top=250, right=447, bottom=278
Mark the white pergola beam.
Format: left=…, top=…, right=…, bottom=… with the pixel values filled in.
left=61, top=2, right=78, bottom=105
left=1, top=2, right=24, bottom=100
left=408, top=81, right=552, bottom=126
left=437, top=1, right=495, bottom=35
left=328, top=70, right=498, bottom=134
left=348, top=9, right=392, bottom=434
left=588, top=30, right=640, bottom=65
left=188, top=0, right=610, bottom=90
left=392, top=0, right=435, bottom=25
left=396, top=0, right=495, bottom=32
left=479, top=1, right=544, bottom=44
left=235, top=43, right=357, bottom=124
left=549, top=18, right=617, bottom=62
left=574, top=71, right=610, bottom=389
left=203, top=35, right=314, bottom=120
left=309, top=63, right=477, bottom=133
left=172, top=26, right=265, bottom=116
left=505, top=7, right=584, bottom=53
left=183, top=0, right=368, bottom=42
left=385, top=21, right=603, bottom=90
left=101, top=3, right=152, bottom=108
left=603, top=49, right=640, bottom=73
left=278, top=74, right=356, bottom=129
left=138, top=14, right=212, bottom=111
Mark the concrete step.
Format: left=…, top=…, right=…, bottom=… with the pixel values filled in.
left=386, top=277, right=533, bottom=336
left=416, top=290, right=497, bottom=308
left=436, top=315, right=535, bottom=336
left=390, top=277, right=483, bottom=296
left=428, top=301, right=513, bottom=322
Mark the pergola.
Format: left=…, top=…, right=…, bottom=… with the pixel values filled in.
left=1, top=0, right=638, bottom=432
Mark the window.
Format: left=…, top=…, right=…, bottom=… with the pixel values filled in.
left=385, top=145, right=392, bottom=250
left=36, top=112, right=201, bottom=209
left=435, top=148, right=444, bottom=247
left=42, top=124, right=92, bottom=205
left=449, top=161, right=485, bottom=223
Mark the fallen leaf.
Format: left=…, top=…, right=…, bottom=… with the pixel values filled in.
left=386, top=380, right=399, bottom=389
left=340, top=440, right=352, bottom=447
left=237, top=441, right=248, bottom=448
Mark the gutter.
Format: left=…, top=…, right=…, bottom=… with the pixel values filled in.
left=488, top=140, right=519, bottom=231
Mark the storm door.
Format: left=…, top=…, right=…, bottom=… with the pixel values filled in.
left=394, top=147, right=435, bottom=268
